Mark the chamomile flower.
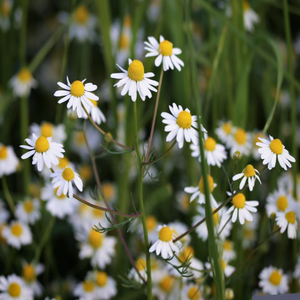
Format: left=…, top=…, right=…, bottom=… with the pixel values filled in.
left=50, top=166, right=83, bottom=198
left=190, top=136, right=227, bottom=167
left=222, top=240, right=236, bottom=262
left=0, top=144, right=19, bottom=177
left=184, top=175, right=218, bottom=207
left=232, top=164, right=261, bottom=191
left=74, top=279, right=96, bottom=300
left=226, top=192, right=259, bottom=225
left=110, top=58, right=158, bottom=102
left=181, top=284, right=203, bottom=300
left=2, top=221, right=32, bottom=249
left=256, top=136, right=296, bottom=170
left=138, top=215, right=160, bottom=243
left=15, top=198, right=40, bottom=225
left=76, top=228, right=117, bottom=269
left=227, top=128, right=252, bottom=157
left=243, top=1, right=259, bottom=32
left=161, top=103, right=204, bottom=149
left=0, top=200, right=9, bottom=223
left=205, top=259, right=235, bottom=278
left=89, top=271, right=117, bottom=299
left=176, top=191, right=190, bottom=214
left=251, top=131, right=266, bottom=159
left=22, top=262, right=44, bottom=296
left=149, top=225, right=180, bottom=259
left=0, top=274, right=33, bottom=300
left=85, top=99, right=106, bottom=125
left=152, top=274, right=178, bottom=300
left=0, top=0, right=12, bottom=31
left=9, top=68, right=37, bottom=97
left=276, top=210, right=298, bottom=239
left=215, top=120, right=234, bottom=145
left=41, top=183, right=76, bottom=219
left=259, top=266, right=288, bottom=294
left=168, top=221, right=191, bottom=246
left=20, top=134, right=65, bottom=172
left=30, top=122, right=66, bottom=144
left=102, top=182, right=116, bottom=203
left=144, top=35, right=184, bottom=71
left=129, top=257, right=147, bottom=283
left=54, top=77, right=99, bottom=118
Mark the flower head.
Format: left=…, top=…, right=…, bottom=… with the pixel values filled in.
left=9, top=68, right=37, bottom=97
left=0, top=143, right=19, bottom=177
left=259, top=266, right=288, bottom=294
left=232, top=164, right=261, bottom=191
left=276, top=210, right=298, bottom=239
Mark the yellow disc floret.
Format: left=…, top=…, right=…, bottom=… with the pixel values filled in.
left=82, top=280, right=95, bottom=292
left=269, top=270, right=282, bottom=286
left=276, top=196, right=288, bottom=211
left=159, top=226, right=173, bottom=242
left=232, top=193, right=246, bottom=209
left=119, top=33, right=129, bottom=49
left=234, top=129, right=247, bottom=145
left=188, top=286, right=200, bottom=299
left=95, top=271, right=108, bottom=287
left=88, top=229, right=103, bottom=249
left=8, top=283, right=21, bottom=297
left=204, top=137, right=216, bottom=151
left=75, top=5, right=89, bottom=24
left=179, top=246, right=194, bottom=263
left=0, top=146, right=8, bottom=159
left=70, top=80, right=85, bottom=97
left=243, top=164, right=255, bottom=177
left=159, top=40, right=173, bottom=56
left=11, top=223, right=23, bottom=236
left=146, top=216, right=157, bottom=231
left=62, top=167, right=75, bottom=181
left=17, top=68, right=32, bottom=83
left=23, top=200, right=34, bottom=213
left=212, top=210, right=219, bottom=226
left=102, top=183, right=115, bottom=200
left=269, top=139, right=283, bottom=155
left=243, top=1, right=250, bottom=11
left=35, top=136, right=50, bottom=153
left=135, top=258, right=147, bottom=271
left=222, top=122, right=232, bottom=134
left=177, top=111, right=192, bottom=129
left=285, top=211, right=296, bottom=224
left=223, top=240, right=232, bottom=251
left=58, top=157, right=69, bottom=169
left=54, top=187, right=66, bottom=199
left=127, top=60, right=144, bottom=81
left=159, top=275, right=174, bottom=292
left=198, top=175, right=215, bottom=194
left=23, top=264, right=36, bottom=282
left=41, top=122, right=53, bottom=138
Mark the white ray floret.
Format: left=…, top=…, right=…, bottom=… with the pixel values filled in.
left=0, top=143, right=19, bottom=177
left=276, top=210, right=298, bottom=239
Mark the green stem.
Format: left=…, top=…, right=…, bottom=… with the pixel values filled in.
left=20, top=0, right=28, bottom=67
left=133, top=102, right=152, bottom=299
left=1, top=176, right=15, bottom=214
left=143, top=141, right=176, bottom=166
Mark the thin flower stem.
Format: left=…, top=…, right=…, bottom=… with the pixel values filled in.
left=1, top=176, right=15, bottom=214
left=82, top=106, right=133, bottom=151
left=145, top=67, right=164, bottom=163
left=133, top=101, right=153, bottom=299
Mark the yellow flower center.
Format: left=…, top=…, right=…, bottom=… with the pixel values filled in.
left=62, top=167, right=75, bottom=181
left=79, top=203, right=89, bottom=214
left=82, top=280, right=95, bottom=292
left=92, top=209, right=104, bottom=218
left=222, top=122, right=232, bottom=134
left=243, top=1, right=250, bottom=11
left=54, top=187, right=66, bottom=199
left=232, top=193, right=246, bottom=209
left=102, top=183, right=114, bottom=200
left=243, top=164, right=255, bottom=177
left=159, top=226, right=173, bottom=242
left=136, top=258, right=147, bottom=271
left=269, top=270, right=282, bottom=286
left=179, top=246, right=194, bottom=263
left=23, top=264, right=36, bottom=282
left=119, top=33, right=129, bottom=49
left=276, top=196, right=288, bottom=211
left=17, top=68, right=32, bottom=83
left=1, top=1, right=12, bottom=17
left=234, top=129, right=247, bottom=145
left=75, top=132, right=85, bottom=144
left=11, top=224, right=23, bottom=236
left=159, top=275, right=173, bottom=292
left=177, top=111, right=192, bottom=129
left=159, top=40, right=173, bottom=56
left=23, top=200, right=34, bottom=213
left=123, top=15, right=132, bottom=27
left=198, top=175, right=215, bottom=194
left=79, top=165, right=92, bottom=181
left=70, top=80, right=85, bottom=97
left=285, top=211, right=296, bottom=224
left=222, top=259, right=227, bottom=270
left=204, top=137, right=216, bottom=151
left=8, top=283, right=21, bottom=297
left=212, top=210, right=219, bottom=226
left=223, top=240, right=232, bottom=251
left=35, top=136, right=50, bottom=153
left=269, top=139, right=283, bottom=155
left=95, top=271, right=108, bottom=287
left=41, top=122, right=53, bottom=138
left=75, top=5, right=89, bottom=24
left=88, top=229, right=103, bottom=249
left=58, top=157, right=69, bottom=169
left=146, top=216, right=157, bottom=231
left=127, top=60, right=144, bottom=81
left=0, top=146, right=8, bottom=159
left=188, top=287, right=200, bottom=299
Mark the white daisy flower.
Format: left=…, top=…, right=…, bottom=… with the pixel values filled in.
left=276, top=210, right=298, bottom=239
left=86, top=99, right=106, bottom=125
left=152, top=274, right=178, bottom=300
left=54, top=77, right=99, bottom=118
left=74, top=279, right=96, bottom=300
left=215, top=120, right=234, bottom=145
left=242, top=214, right=259, bottom=249
left=2, top=221, right=32, bottom=249
left=0, top=0, right=12, bottom=31
left=205, top=259, right=235, bottom=278
left=266, top=188, right=296, bottom=217
left=232, top=164, right=261, bottom=191
left=0, top=274, right=33, bottom=300
left=222, top=240, right=236, bottom=262
left=30, top=122, right=66, bottom=144
left=256, top=136, right=296, bottom=170
left=226, top=192, right=259, bottom=225
left=251, top=131, right=266, bottom=160
left=50, top=166, right=83, bottom=199
left=9, top=68, right=37, bottom=97
left=181, top=284, right=203, bottom=300
left=149, top=225, right=180, bottom=259
left=110, top=58, right=158, bottom=102
left=184, top=175, right=218, bottom=206
left=22, top=262, right=44, bottom=297
left=243, top=1, right=259, bottom=32
left=0, top=200, right=10, bottom=223
left=102, top=182, right=117, bottom=203
left=144, top=35, right=184, bottom=71
left=190, top=136, right=227, bottom=167
left=68, top=202, right=92, bottom=231
left=41, top=183, right=76, bottom=219
left=20, top=134, right=65, bottom=172
left=175, top=191, right=190, bottom=214
left=76, top=228, right=117, bottom=269
left=15, top=198, right=41, bottom=225
left=137, top=215, right=161, bottom=244
left=161, top=103, right=205, bottom=149
left=0, top=144, right=19, bottom=177
left=168, top=221, right=191, bottom=246
left=259, top=266, right=288, bottom=294
left=128, top=257, right=147, bottom=283
left=227, top=127, right=252, bottom=157
left=89, top=271, right=117, bottom=299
